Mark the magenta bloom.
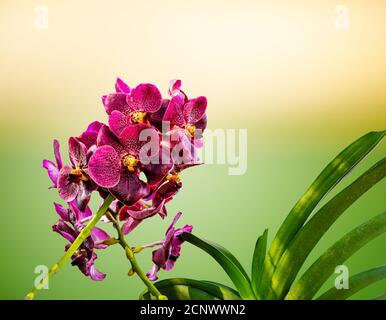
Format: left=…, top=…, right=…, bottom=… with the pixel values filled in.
left=52, top=202, right=110, bottom=281
left=163, top=82, right=207, bottom=141
left=42, top=77, right=207, bottom=285
left=43, top=139, right=63, bottom=188
left=103, top=78, right=163, bottom=137
left=88, top=124, right=171, bottom=205
left=162, top=80, right=207, bottom=165
left=146, top=212, right=193, bottom=281
left=57, top=137, right=96, bottom=211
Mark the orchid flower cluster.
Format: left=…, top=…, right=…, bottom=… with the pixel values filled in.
left=42, top=78, right=207, bottom=285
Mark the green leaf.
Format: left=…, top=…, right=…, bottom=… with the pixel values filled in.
left=260, top=130, right=385, bottom=298
left=266, top=158, right=386, bottom=299
left=180, top=233, right=255, bottom=299
left=317, top=265, right=386, bottom=300
left=139, top=278, right=241, bottom=300
left=372, top=294, right=386, bottom=300
left=286, top=211, right=386, bottom=300
left=251, top=229, right=268, bottom=299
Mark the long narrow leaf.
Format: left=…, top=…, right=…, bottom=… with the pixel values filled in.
left=180, top=233, right=255, bottom=299
left=317, top=265, right=386, bottom=300
left=286, top=211, right=386, bottom=300
left=260, top=131, right=385, bottom=298
left=266, top=158, right=386, bottom=299
left=140, top=278, right=241, bottom=300
left=251, top=229, right=268, bottom=299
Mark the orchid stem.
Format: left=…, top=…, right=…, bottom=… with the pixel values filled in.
left=25, top=193, right=115, bottom=300
left=108, top=210, right=166, bottom=300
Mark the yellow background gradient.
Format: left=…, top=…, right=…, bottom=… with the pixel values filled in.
left=0, top=1, right=385, bottom=299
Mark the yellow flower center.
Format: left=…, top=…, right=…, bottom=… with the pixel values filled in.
left=70, top=168, right=88, bottom=181
left=166, top=172, right=181, bottom=182
left=122, top=155, right=139, bottom=172
left=131, top=111, right=146, bottom=124
left=186, top=124, right=196, bottom=137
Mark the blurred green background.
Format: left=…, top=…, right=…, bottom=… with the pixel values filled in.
left=0, top=0, right=385, bottom=299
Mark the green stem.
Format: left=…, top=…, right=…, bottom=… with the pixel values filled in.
left=107, top=210, right=166, bottom=300
left=25, top=193, right=115, bottom=300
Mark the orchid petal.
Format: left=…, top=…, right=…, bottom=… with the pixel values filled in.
left=168, top=79, right=182, bottom=96
left=146, top=264, right=160, bottom=282
left=163, top=93, right=186, bottom=127
left=68, top=137, right=88, bottom=168
left=53, top=139, right=63, bottom=169
left=89, top=265, right=106, bottom=281
left=121, top=217, right=142, bottom=235
left=184, top=96, right=207, bottom=124
left=115, top=77, right=130, bottom=94
left=127, top=83, right=162, bottom=113
left=97, top=125, right=125, bottom=154
left=110, top=170, right=150, bottom=206
left=42, top=160, right=59, bottom=186
left=102, top=93, right=129, bottom=115
left=77, top=121, right=103, bottom=149
left=92, top=227, right=110, bottom=249
left=88, top=146, right=121, bottom=188
left=108, top=110, right=130, bottom=138
left=54, top=202, right=69, bottom=221
left=57, top=166, right=79, bottom=202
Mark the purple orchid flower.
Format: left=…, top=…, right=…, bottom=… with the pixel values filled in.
left=57, top=137, right=96, bottom=211
left=162, top=80, right=207, bottom=166
left=52, top=202, right=110, bottom=281
left=88, top=124, right=171, bottom=205
left=163, top=80, right=208, bottom=140
left=102, top=78, right=163, bottom=137
left=42, top=139, right=63, bottom=188
left=146, top=212, right=193, bottom=281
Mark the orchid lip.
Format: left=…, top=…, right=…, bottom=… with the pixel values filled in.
left=122, top=154, right=139, bottom=172
left=186, top=124, right=196, bottom=137
left=70, top=168, right=88, bottom=181
left=166, top=171, right=181, bottom=182
left=131, top=111, right=146, bottom=124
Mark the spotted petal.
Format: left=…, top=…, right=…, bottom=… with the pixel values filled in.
left=126, top=83, right=162, bottom=113
left=184, top=96, right=207, bottom=124
left=119, top=124, right=158, bottom=156
left=102, top=93, right=129, bottom=115
left=88, top=146, right=121, bottom=188
left=108, top=110, right=130, bottom=138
